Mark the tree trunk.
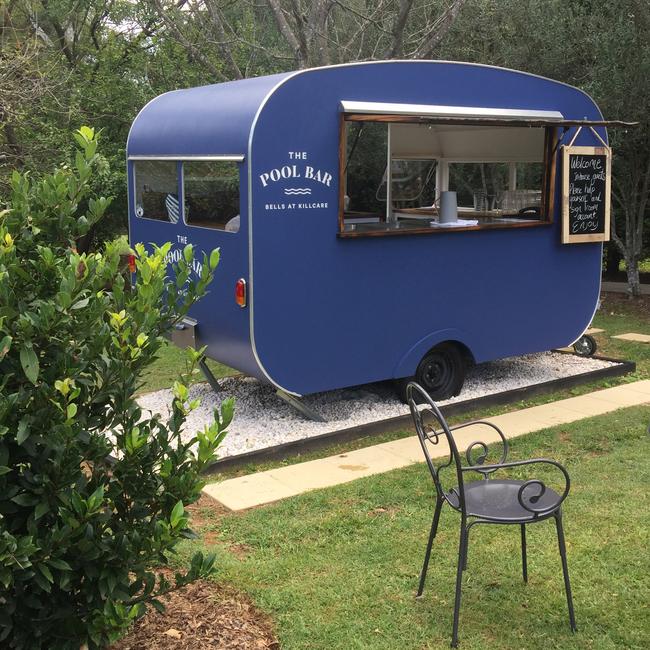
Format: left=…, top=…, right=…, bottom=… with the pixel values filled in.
left=605, top=243, right=622, bottom=278
left=624, top=255, right=640, bottom=298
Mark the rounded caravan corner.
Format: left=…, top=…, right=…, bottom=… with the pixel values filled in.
left=567, top=253, right=604, bottom=346
left=126, top=72, right=295, bottom=389
left=246, top=71, right=307, bottom=397
left=126, top=87, right=186, bottom=154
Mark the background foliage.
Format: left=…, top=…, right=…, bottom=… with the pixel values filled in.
left=0, top=0, right=648, bottom=287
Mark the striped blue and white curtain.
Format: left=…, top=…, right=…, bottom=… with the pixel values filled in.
left=165, top=193, right=180, bottom=223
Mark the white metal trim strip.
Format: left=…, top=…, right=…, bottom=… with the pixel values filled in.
left=128, top=154, right=245, bottom=162
left=340, top=100, right=564, bottom=121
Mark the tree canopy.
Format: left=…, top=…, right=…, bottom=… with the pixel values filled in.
left=1, top=0, right=648, bottom=291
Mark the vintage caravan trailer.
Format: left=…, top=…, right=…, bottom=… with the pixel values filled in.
left=127, top=60, right=615, bottom=407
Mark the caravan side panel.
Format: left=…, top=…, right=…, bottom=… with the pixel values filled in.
left=248, top=62, right=604, bottom=395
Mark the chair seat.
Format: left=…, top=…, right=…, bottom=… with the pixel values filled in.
left=446, top=479, right=561, bottom=521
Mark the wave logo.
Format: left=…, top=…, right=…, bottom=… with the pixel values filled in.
left=284, top=188, right=312, bottom=195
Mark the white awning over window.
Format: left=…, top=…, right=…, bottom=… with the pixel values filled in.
left=340, top=101, right=564, bottom=121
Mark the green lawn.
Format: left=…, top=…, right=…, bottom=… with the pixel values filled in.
left=170, top=291, right=650, bottom=648
left=588, top=293, right=649, bottom=384
left=137, top=341, right=234, bottom=395
left=182, top=406, right=650, bottom=649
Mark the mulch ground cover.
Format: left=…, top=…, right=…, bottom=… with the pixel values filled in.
left=602, top=270, right=650, bottom=284
left=111, top=497, right=278, bottom=649
left=599, top=291, right=650, bottom=323
left=111, top=577, right=278, bottom=650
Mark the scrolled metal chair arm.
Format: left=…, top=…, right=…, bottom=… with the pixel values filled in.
left=450, top=420, right=509, bottom=470
left=461, top=458, right=571, bottom=514
left=517, top=480, right=549, bottom=514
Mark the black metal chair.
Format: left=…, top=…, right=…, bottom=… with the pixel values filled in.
left=406, top=382, right=576, bottom=647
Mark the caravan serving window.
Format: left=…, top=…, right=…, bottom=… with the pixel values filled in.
left=340, top=116, right=557, bottom=236
left=134, top=161, right=180, bottom=222
left=183, top=161, right=240, bottom=232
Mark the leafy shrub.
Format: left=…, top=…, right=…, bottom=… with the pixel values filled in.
left=0, top=128, right=231, bottom=649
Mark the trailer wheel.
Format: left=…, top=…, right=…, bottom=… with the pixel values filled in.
left=395, top=343, right=467, bottom=403
left=573, top=334, right=597, bottom=357
left=414, top=343, right=466, bottom=400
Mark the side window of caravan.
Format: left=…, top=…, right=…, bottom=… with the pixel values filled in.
left=183, top=161, right=240, bottom=232
left=134, top=161, right=179, bottom=222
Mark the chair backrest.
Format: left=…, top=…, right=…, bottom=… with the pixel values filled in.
left=406, top=382, right=467, bottom=511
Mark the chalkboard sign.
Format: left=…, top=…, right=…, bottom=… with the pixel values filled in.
left=561, top=145, right=611, bottom=244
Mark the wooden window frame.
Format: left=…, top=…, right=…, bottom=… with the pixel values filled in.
left=338, top=114, right=559, bottom=238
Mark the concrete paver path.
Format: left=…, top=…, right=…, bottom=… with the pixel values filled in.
left=612, top=333, right=650, bottom=343
left=203, top=381, right=650, bottom=511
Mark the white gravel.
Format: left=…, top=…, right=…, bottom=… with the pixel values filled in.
left=136, top=352, right=619, bottom=459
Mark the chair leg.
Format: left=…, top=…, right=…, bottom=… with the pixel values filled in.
left=451, top=516, right=468, bottom=648
left=521, top=524, right=528, bottom=583
left=416, top=497, right=443, bottom=597
left=462, top=524, right=471, bottom=571
left=554, top=511, right=577, bottom=632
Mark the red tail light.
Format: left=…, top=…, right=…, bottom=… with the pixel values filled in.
left=235, top=278, right=247, bottom=308
left=127, top=253, right=136, bottom=274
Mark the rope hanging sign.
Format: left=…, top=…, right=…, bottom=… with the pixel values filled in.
left=561, top=127, right=611, bottom=244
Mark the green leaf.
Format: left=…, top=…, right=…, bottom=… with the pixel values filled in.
left=150, top=598, right=165, bottom=614
left=48, top=558, right=72, bottom=571
left=84, top=138, right=98, bottom=159
left=33, top=570, right=52, bottom=593
left=34, top=502, right=50, bottom=520
left=71, top=297, right=89, bottom=310
left=16, top=418, right=30, bottom=445
left=209, top=248, right=221, bottom=270
left=66, top=403, right=77, bottom=420
left=20, top=345, right=39, bottom=384
left=76, top=126, right=94, bottom=143
left=183, top=244, right=193, bottom=264
left=220, top=397, right=235, bottom=429
left=87, top=485, right=105, bottom=512
left=38, top=563, right=54, bottom=584
left=0, top=335, right=11, bottom=361
left=75, top=150, right=86, bottom=173
left=0, top=466, right=11, bottom=476
left=57, top=291, right=72, bottom=309
left=12, top=492, right=39, bottom=507
left=170, top=501, right=184, bottom=529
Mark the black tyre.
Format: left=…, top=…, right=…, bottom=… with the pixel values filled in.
left=396, top=343, right=467, bottom=403
left=573, top=334, right=597, bottom=357
left=415, top=343, right=466, bottom=400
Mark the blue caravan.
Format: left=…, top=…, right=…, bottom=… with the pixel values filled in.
left=127, top=60, right=616, bottom=404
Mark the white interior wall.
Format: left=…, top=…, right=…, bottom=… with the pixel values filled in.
left=390, top=123, right=545, bottom=162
